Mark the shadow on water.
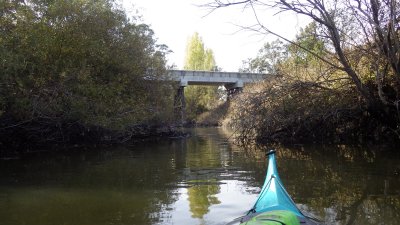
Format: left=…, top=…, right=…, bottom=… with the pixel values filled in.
left=0, top=127, right=399, bottom=225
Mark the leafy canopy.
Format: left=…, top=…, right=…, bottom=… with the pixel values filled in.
left=0, top=0, right=174, bottom=128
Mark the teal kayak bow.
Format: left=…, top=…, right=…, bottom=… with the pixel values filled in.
left=237, top=150, right=321, bottom=225
left=252, top=150, right=302, bottom=216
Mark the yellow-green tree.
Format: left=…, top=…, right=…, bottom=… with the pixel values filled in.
left=184, top=33, right=219, bottom=122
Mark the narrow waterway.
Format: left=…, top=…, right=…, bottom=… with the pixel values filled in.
left=1, top=128, right=399, bottom=225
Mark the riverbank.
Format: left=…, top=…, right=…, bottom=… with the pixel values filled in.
left=223, top=81, right=400, bottom=146
left=189, top=101, right=230, bottom=127
left=0, top=115, right=186, bottom=157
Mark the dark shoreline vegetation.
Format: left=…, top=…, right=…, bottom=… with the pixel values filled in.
left=223, top=69, right=400, bottom=146
left=1, top=0, right=400, bottom=155
left=225, top=82, right=400, bottom=146
left=0, top=0, right=181, bottom=154
left=0, top=116, right=186, bottom=149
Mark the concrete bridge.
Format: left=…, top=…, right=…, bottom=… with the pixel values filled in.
left=167, top=70, right=268, bottom=124
left=168, top=70, right=266, bottom=89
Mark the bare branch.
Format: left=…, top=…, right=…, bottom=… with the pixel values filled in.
left=198, top=0, right=253, bottom=9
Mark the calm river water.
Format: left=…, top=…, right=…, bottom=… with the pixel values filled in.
left=1, top=128, right=400, bottom=225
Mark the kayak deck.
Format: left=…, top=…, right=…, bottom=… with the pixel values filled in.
left=239, top=212, right=320, bottom=225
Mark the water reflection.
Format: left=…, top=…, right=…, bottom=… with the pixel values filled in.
left=181, top=129, right=223, bottom=219
left=0, top=128, right=399, bottom=225
left=187, top=181, right=221, bottom=219
left=0, top=146, right=181, bottom=225
left=275, top=146, right=400, bottom=225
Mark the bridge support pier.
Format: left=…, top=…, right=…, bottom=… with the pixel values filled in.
left=174, top=86, right=186, bottom=126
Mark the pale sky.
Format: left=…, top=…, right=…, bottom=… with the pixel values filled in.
left=121, top=0, right=309, bottom=72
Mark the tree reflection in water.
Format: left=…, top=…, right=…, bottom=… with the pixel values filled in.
left=181, top=129, right=223, bottom=220
left=187, top=181, right=221, bottom=219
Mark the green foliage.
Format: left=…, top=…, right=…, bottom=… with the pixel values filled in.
left=184, top=33, right=206, bottom=71
left=240, top=23, right=326, bottom=74
left=183, top=32, right=219, bottom=122
left=184, top=32, right=216, bottom=71
left=288, top=22, right=327, bottom=66
left=0, top=0, right=174, bottom=129
left=240, top=39, right=287, bottom=73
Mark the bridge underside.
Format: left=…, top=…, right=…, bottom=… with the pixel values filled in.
left=173, top=82, right=243, bottom=126
left=182, top=81, right=243, bottom=89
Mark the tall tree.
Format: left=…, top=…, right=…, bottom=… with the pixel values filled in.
left=183, top=33, right=219, bottom=122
